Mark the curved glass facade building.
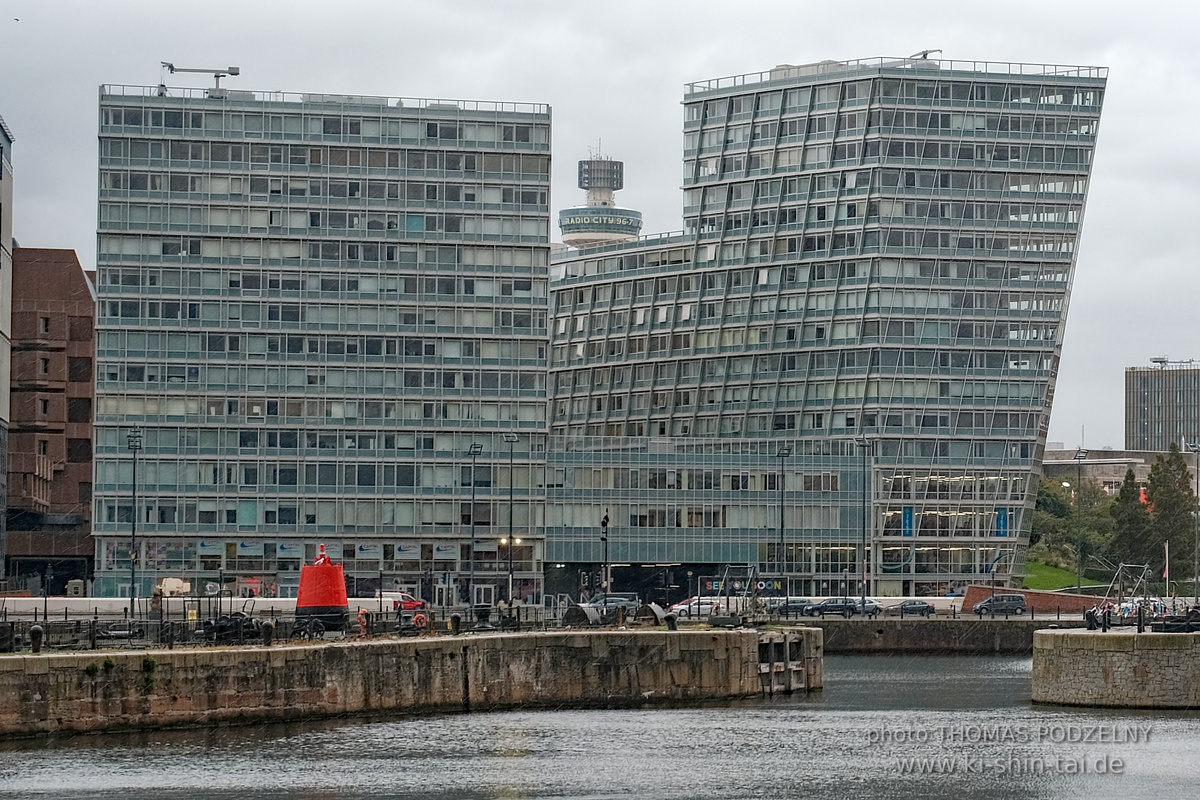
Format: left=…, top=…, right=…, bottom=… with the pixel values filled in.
left=547, top=56, right=1106, bottom=597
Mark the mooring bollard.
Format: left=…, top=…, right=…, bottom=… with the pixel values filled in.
left=261, top=620, right=275, bottom=647
left=29, top=624, right=44, bottom=654
left=449, top=613, right=462, bottom=635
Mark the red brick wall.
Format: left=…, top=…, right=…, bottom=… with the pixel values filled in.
left=961, top=584, right=1095, bottom=614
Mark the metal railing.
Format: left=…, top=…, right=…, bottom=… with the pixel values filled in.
left=99, top=85, right=549, bottom=116
left=686, top=57, right=1108, bottom=94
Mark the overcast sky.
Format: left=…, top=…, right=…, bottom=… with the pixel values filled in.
left=1, top=1, right=1193, bottom=450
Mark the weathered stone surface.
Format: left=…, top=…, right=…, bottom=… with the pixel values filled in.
left=808, top=618, right=1085, bottom=654
left=0, top=630, right=763, bottom=737
left=1033, top=630, right=1200, bottom=708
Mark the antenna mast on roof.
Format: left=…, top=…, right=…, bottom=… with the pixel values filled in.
left=908, top=49, right=942, bottom=59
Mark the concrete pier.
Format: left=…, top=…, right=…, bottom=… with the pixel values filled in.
left=0, top=630, right=771, bottom=737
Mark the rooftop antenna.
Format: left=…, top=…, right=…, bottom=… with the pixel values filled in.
left=160, top=62, right=241, bottom=90
left=909, top=49, right=942, bottom=59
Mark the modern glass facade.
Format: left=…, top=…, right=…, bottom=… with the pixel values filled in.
left=547, top=57, right=1106, bottom=596
left=93, top=86, right=551, bottom=602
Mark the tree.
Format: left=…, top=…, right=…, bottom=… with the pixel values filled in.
left=1030, top=478, right=1070, bottom=549
left=1146, top=443, right=1196, bottom=583
left=1028, top=476, right=1112, bottom=573
left=1109, top=468, right=1152, bottom=565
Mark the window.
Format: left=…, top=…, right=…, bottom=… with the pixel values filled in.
left=68, top=357, right=92, bottom=382
left=39, top=317, right=50, bottom=335
left=39, top=358, right=50, bottom=375
left=37, top=440, right=48, bottom=456
left=66, top=439, right=92, bottom=462
left=67, top=398, right=91, bottom=422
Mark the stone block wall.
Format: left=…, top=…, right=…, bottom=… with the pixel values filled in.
left=811, top=618, right=1084, bottom=654
left=0, top=630, right=763, bottom=737
left=1033, top=629, right=1200, bottom=707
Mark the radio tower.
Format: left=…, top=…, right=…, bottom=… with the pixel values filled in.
left=558, top=149, right=642, bottom=248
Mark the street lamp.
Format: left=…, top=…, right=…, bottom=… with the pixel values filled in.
left=466, top=442, right=482, bottom=607
left=853, top=437, right=873, bottom=612
left=600, top=510, right=610, bottom=595
left=503, top=432, right=519, bottom=603
left=1074, top=448, right=1088, bottom=591
left=776, top=444, right=792, bottom=580
left=500, top=535, right=522, bottom=608
left=1186, top=441, right=1200, bottom=606
left=127, top=427, right=143, bottom=620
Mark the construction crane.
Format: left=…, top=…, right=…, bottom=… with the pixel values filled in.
left=160, top=62, right=241, bottom=90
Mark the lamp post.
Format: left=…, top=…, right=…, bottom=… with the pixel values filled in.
left=853, top=437, right=873, bottom=612
left=1186, top=441, right=1200, bottom=606
left=503, top=432, right=519, bottom=603
left=466, top=442, right=482, bottom=607
left=127, top=427, right=143, bottom=620
left=777, top=444, right=792, bottom=581
left=500, top=535, right=521, bottom=609
left=600, top=510, right=610, bottom=595
left=1074, top=448, right=1089, bottom=592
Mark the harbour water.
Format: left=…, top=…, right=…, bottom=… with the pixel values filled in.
left=1, top=654, right=1196, bottom=799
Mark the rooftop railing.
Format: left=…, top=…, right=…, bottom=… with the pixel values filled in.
left=98, top=85, right=549, bottom=116
left=686, top=57, right=1108, bottom=94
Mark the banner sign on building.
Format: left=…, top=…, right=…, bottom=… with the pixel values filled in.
left=276, top=541, right=304, bottom=558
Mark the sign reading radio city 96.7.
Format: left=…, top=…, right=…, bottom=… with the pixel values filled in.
left=560, top=213, right=640, bottom=228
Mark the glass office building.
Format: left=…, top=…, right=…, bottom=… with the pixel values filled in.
left=94, top=84, right=550, bottom=602
left=547, top=56, right=1106, bottom=597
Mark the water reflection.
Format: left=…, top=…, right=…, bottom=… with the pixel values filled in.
left=2, top=655, right=1196, bottom=799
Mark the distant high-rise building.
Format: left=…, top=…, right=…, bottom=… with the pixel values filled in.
left=7, top=248, right=95, bottom=591
left=1125, top=358, right=1200, bottom=451
left=0, top=114, right=14, bottom=579
left=547, top=55, right=1107, bottom=598
left=94, top=82, right=551, bottom=602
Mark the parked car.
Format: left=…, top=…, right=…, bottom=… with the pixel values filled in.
left=379, top=591, right=428, bottom=612
left=806, top=597, right=860, bottom=617
left=582, top=592, right=641, bottom=617
left=766, top=597, right=812, bottom=616
left=668, top=597, right=724, bottom=618
left=884, top=600, right=935, bottom=617
left=856, top=598, right=883, bottom=618
left=973, top=593, right=1027, bottom=616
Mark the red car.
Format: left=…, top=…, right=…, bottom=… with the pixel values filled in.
left=380, top=591, right=427, bottom=611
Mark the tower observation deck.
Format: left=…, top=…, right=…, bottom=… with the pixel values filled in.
left=558, top=155, right=642, bottom=248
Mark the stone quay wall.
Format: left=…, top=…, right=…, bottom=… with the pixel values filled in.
left=1033, top=629, right=1200, bottom=708
left=810, top=618, right=1085, bottom=654
left=0, top=630, right=762, bottom=737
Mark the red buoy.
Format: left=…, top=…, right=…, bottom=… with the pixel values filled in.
left=296, top=544, right=349, bottom=630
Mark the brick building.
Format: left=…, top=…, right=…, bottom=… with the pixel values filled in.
left=6, top=248, right=95, bottom=591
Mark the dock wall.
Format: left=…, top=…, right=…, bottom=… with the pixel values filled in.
left=0, top=630, right=764, bottom=737
left=1033, top=629, right=1200, bottom=707
left=808, top=618, right=1085, bottom=654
